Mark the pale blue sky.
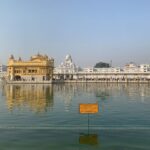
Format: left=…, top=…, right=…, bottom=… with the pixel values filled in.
left=0, top=0, right=150, bottom=67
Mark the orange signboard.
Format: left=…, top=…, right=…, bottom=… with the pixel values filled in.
left=79, top=103, right=99, bottom=114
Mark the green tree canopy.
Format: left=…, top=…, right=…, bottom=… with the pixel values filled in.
left=94, top=62, right=110, bottom=68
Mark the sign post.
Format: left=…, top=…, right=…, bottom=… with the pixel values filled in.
left=88, top=113, right=89, bottom=134
left=79, top=103, right=99, bottom=134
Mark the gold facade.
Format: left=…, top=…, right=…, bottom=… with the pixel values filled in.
left=7, top=54, right=54, bottom=81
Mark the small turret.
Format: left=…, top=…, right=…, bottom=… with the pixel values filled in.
left=18, top=57, right=22, bottom=61
left=8, top=55, right=15, bottom=65
left=9, top=54, right=14, bottom=60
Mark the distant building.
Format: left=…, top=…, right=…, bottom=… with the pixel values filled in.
left=82, top=67, right=94, bottom=73
left=123, top=62, right=139, bottom=73
left=54, top=54, right=78, bottom=79
left=139, top=64, right=150, bottom=72
left=94, top=67, right=122, bottom=73
left=80, top=67, right=122, bottom=73
left=0, top=64, right=7, bottom=72
left=7, top=54, right=54, bottom=82
left=0, top=64, right=7, bottom=80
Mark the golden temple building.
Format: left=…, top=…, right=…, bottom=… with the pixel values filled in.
left=7, top=53, right=54, bottom=82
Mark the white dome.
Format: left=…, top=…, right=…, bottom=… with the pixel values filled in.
left=65, top=54, right=72, bottom=61
left=60, top=62, right=64, bottom=66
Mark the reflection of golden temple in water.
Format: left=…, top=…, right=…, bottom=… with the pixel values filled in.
left=3, top=83, right=150, bottom=112
left=4, top=84, right=53, bottom=112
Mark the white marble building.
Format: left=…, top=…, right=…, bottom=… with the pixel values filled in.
left=123, top=62, right=139, bottom=73
left=53, top=56, right=150, bottom=82
left=0, top=64, right=7, bottom=80
left=123, top=62, right=150, bottom=73
left=139, top=64, right=150, bottom=72
left=54, top=54, right=78, bottom=79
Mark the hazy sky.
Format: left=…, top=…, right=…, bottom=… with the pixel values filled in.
left=0, top=0, right=150, bottom=67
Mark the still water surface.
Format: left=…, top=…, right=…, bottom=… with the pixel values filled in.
left=0, top=83, right=150, bottom=149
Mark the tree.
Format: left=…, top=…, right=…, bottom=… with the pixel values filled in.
left=94, top=62, right=110, bottom=68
